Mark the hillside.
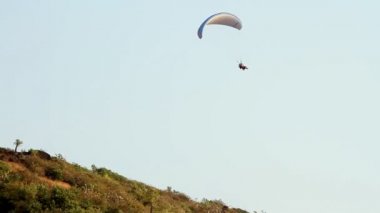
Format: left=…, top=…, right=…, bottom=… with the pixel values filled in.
left=0, top=147, right=249, bottom=213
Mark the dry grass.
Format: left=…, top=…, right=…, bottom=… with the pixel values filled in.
left=5, top=161, right=26, bottom=172
left=38, top=176, right=71, bottom=189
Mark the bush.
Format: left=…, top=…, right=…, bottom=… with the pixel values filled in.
left=91, top=165, right=126, bottom=182
left=45, top=167, right=64, bottom=180
left=0, top=183, right=44, bottom=212
left=36, top=184, right=50, bottom=209
left=50, top=187, right=78, bottom=210
left=105, top=207, right=124, bottom=213
left=0, top=161, right=10, bottom=182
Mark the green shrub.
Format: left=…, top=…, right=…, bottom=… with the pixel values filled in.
left=105, top=207, right=124, bottom=213
left=50, top=187, right=78, bottom=210
left=0, top=161, right=10, bottom=182
left=45, top=167, right=64, bottom=180
left=0, top=161, right=10, bottom=172
left=91, top=165, right=126, bottom=182
left=0, top=183, right=43, bottom=212
left=36, top=184, right=51, bottom=209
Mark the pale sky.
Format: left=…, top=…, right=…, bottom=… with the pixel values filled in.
left=1, top=1, right=380, bottom=212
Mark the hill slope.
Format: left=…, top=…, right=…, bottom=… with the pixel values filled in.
left=0, top=147, right=249, bottom=213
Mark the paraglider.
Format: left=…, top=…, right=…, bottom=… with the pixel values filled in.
left=197, top=12, right=249, bottom=71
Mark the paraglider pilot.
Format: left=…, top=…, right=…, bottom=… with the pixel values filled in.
left=238, top=62, right=248, bottom=70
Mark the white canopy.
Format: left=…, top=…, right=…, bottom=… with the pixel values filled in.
left=197, top=12, right=242, bottom=39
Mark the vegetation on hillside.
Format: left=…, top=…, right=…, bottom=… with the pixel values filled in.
left=0, top=146, right=250, bottom=213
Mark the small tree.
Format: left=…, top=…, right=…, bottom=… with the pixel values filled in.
left=14, top=139, right=23, bottom=152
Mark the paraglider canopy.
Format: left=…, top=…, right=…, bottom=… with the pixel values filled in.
left=197, top=12, right=242, bottom=39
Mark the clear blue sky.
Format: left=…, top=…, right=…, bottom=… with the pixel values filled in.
left=1, top=1, right=380, bottom=212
